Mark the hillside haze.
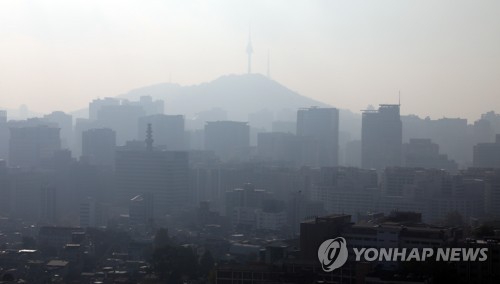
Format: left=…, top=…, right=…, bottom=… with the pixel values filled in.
left=69, top=73, right=361, bottom=137
left=120, top=73, right=330, bottom=120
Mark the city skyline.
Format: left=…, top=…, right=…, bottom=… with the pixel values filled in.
left=0, top=0, right=499, bottom=120
left=1, top=2, right=500, bottom=282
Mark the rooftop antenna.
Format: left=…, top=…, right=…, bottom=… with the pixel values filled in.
left=398, top=90, right=401, bottom=106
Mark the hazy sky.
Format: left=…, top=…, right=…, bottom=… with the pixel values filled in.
left=1, top=0, right=499, bottom=120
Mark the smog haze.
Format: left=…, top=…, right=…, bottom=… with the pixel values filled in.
left=1, top=0, right=499, bottom=120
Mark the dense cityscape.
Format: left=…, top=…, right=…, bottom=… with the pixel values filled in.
left=0, top=72, right=499, bottom=283
left=2, top=1, right=500, bottom=283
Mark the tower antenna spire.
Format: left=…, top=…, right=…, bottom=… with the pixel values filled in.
left=145, top=123, right=154, bottom=151
left=398, top=90, right=401, bottom=106
left=246, top=25, right=253, bottom=74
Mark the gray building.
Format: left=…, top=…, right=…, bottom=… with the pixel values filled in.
left=204, top=121, right=250, bottom=161
left=115, top=149, right=189, bottom=217
left=297, top=107, right=339, bottom=167
left=97, top=104, right=145, bottom=145
left=362, top=104, right=402, bottom=170
left=89, top=97, right=120, bottom=120
left=124, top=95, right=164, bottom=116
left=81, top=128, right=116, bottom=168
left=473, top=134, right=500, bottom=168
left=257, top=132, right=296, bottom=163
left=138, top=114, right=186, bottom=150
left=403, top=138, right=458, bottom=171
left=9, top=125, right=61, bottom=168
left=0, top=110, right=8, bottom=161
left=43, top=111, right=73, bottom=150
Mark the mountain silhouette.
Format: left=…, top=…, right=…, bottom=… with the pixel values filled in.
left=70, top=73, right=361, bottom=137
left=120, top=73, right=330, bottom=120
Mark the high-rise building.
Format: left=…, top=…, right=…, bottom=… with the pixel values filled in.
left=257, top=132, right=296, bottom=163
left=0, top=110, right=8, bottom=160
left=296, top=107, right=339, bottom=167
left=0, top=110, right=6, bottom=123
left=190, top=108, right=227, bottom=130
left=345, top=140, right=361, bottom=167
left=0, top=160, right=10, bottom=217
left=138, top=114, right=185, bottom=150
left=271, top=120, right=296, bottom=134
left=300, top=214, right=351, bottom=260
left=97, top=104, right=145, bottom=145
left=79, top=197, right=103, bottom=228
left=190, top=165, right=222, bottom=207
left=81, top=128, right=116, bottom=168
left=255, top=199, right=287, bottom=231
left=256, top=132, right=317, bottom=167
left=473, top=134, right=500, bottom=168
left=73, top=118, right=100, bottom=157
left=10, top=170, right=53, bottom=222
left=309, top=167, right=378, bottom=219
left=362, top=104, right=402, bottom=170
left=124, top=96, right=164, bottom=116
left=40, top=185, right=57, bottom=225
left=484, top=170, right=500, bottom=218
left=204, top=121, right=250, bottom=161
left=129, top=194, right=154, bottom=226
left=89, top=97, right=120, bottom=120
left=431, top=118, right=470, bottom=165
left=115, top=147, right=190, bottom=217
left=9, top=125, right=61, bottom=168
left=403, top=138, right=458, bottom=171
left=43, top=111, right=73, bottom=150
left=225, top=183, right=269, bottom=229
left=380, top=167, right=417, bottom=196
left=401, top=115, right=470, bottom=166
